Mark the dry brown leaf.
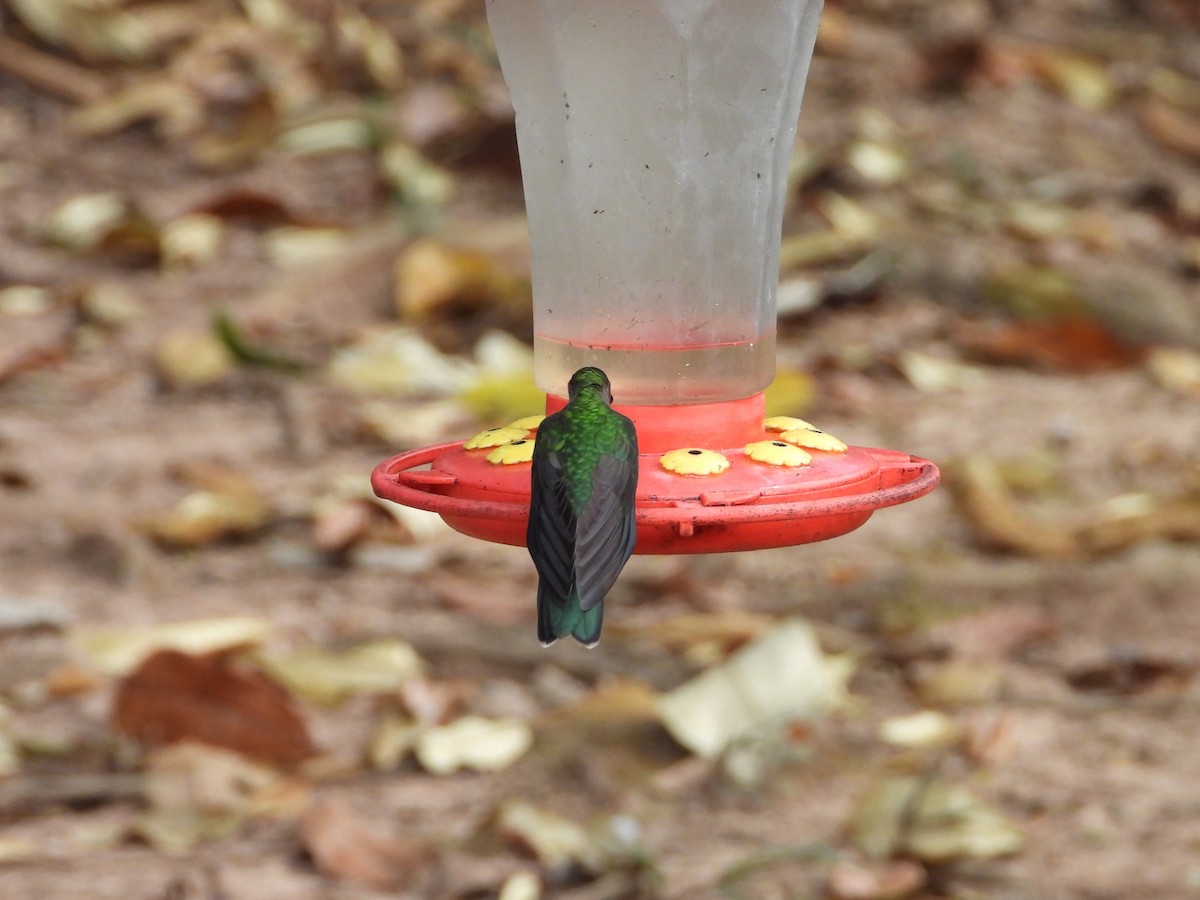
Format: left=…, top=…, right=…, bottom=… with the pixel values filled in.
left=948, top=456, right=1080, bottom=558
left=112, top=649, right=315, bottom=767
left=142, top=487, right=271, bottom=548
left=399, top=677, right=471, bottom=726
left=878, top=711, right=960, bottom=750
left=952, top=457, right=1200, bottom=558
left=658, top=620, right=854, bottom=759
left=394, top=238, right=528, bottom=322
left=1078, top=492, right=1200, bottom=553
left=72, top=616, right=274, bottom=677
left=613, top=610, right=773, bottom=658
left=143, top=461, right=271, bottom=548
left=827, top=859, right=927, bottom=900
left=144, top=742, right=286, bottom=818
left=1141, top=99, right=1200, bottom=161
left=42, top=192, right=160, bottom=263
left=1023, top=46, right=1116, bottom=110
left=414, top=716, right=533, bottom=774
left=311, top=498, right=377, bottom=555
left=154, top=330, right=236, bottom=390
left=850, top=775, right=1023, bottom=862
left=301, top=796, right=431, bottom=891
left=495, top=800, right=599, bottom=874
left=911, top=659, right=1004, bottom=706
left=257, top=640, right=423, bottom=707
left=1146, top=346, right=1200, bottom=398
left=428, top=571, right=531, bottom=625
left=921, top=605, right=1056, bottom=662
left=1066, top=653, right=1197, bottom=696
left=953, top=317, right=1142, bottom=372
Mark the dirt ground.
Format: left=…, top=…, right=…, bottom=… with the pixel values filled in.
left=3, top=1, right=1200, bottom=898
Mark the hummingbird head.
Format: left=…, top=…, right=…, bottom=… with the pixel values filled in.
left=567, top=366, right=613, bottom=404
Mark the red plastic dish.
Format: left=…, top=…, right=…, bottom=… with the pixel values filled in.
left=371, top=394, right=939, bottom=554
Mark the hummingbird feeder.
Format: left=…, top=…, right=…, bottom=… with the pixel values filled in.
left=372, top=0, right=938, bottom=553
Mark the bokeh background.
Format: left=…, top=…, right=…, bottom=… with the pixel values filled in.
left=2, top=0, right=1200, bottom=897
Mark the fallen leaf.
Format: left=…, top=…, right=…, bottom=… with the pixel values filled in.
left=78, top=282, right=143, bottom=328
left=920, top=605, right=1057, bottom=661
left=912, top=660, right=1004, bottom=706
left=143, top=742, right=297, bottom=820
left=258, top=639, right=423, bottom=707
left=212, top=310, right=308, bottom=373
left=878, top=711, right=960, bottom=749
left=1033, top=49, right=1116, bottom=109
left=399, top=677, right=471, bottom=726
left=1066, top=652, right=1197, bottom=696
left=1003, top=200, right=1074, bottom=241
left=1141, top=99, right=1200, bottom=161
left=44, top=662, right=100, bottom=697
left=276, top=116, right=375, bottom=157
left=263, top=227, right=355, bottom=269
left=0, top=285, right=54, bottom=317
left=72, top=616, right=274, bottom=677
left=1078, top=491, right=1200, bottom=553
left=428, top=571, right=531, bottom=625
left=850, top=775, right=1024, bottom=862
left=947, top=455, right=1080, bottom=558
left=142, top=485, right=272, bottom=548
left=379, top=143, right=456, bottom=214
left=495, top=800, right=599, bottom=874
left=415, top=716, right=533, bottom=775
left=154, top=330, right=236, bottom=389
left=658, top=619, right=854, bottom=759
left=847, top=141, right=908, bottom=186
left=897, top=350, right=986, bottom=393
left=458, top=372, right=543, bottom=423
left=301, top=796, right=431, bottom=890
left=42, top=192, right=159, bottom=263
left=1146, top=345, right=1200, bottom=398
left=0, top=702, right=20, bottom=777
left=1148, top=67, right=1200, bottom=115
left=160, top=214, right=224, bottom=269
left=763, top=368, right=817, bottom=418
left=827, top=859, right=927, bottom=900
left=326, top=326, right=476, bottom=396
left=982, top=265, right=1086, bottom=320
left=618, top=610, right=773, bottom=658
left=311, top=498, right=377, bottom=555
left=368, top=713, right=421, bottom=771
left=499, top=870, right=543, bottom=900
left=394, top=238, right=528, bottom=322
left=0, top=838, right=38, bottom=863
left=953, top=317, right=1141, bottom=372
left=112, top=649, right=315, bottom=766
left=129, top=807, right=241, bottom=856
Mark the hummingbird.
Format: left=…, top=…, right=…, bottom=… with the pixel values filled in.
left=527, top=367, right=639, bottom=647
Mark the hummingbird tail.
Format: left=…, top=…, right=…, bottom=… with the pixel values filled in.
left=537, top=583, right=603, bottom=649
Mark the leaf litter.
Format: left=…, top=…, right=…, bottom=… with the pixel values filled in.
left=2, top=0, right=1200, bottom=896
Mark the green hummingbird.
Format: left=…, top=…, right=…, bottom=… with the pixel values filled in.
left=527, top=366, right=639, bottom=647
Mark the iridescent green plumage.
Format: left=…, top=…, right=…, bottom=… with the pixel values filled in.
left=527, top=367, right=638, bottom=647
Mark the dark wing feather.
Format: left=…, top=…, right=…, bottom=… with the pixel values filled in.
left=574, top=430, right=638, bottom=611
left=527, top=417, right=576, bottom=606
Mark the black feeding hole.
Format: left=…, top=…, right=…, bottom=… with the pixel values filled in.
left=511, top=440, right=527, bottom=446
left=772, top=442, right=787, bottom=447
left=688, top=449, right=703, bottom=455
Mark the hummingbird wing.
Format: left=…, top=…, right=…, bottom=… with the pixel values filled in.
left=573, top=421, right=638, bottom=612
left=527, top=416, right=577, bottom=605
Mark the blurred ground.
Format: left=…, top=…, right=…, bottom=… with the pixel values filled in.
left=2, top=1, right=1200, bottom=898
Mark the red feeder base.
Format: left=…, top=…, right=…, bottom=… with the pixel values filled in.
left=371, top=393, right=938, bottom=554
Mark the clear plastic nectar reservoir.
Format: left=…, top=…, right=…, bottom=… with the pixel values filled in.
left=487, top=0, right=824, bottom=404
